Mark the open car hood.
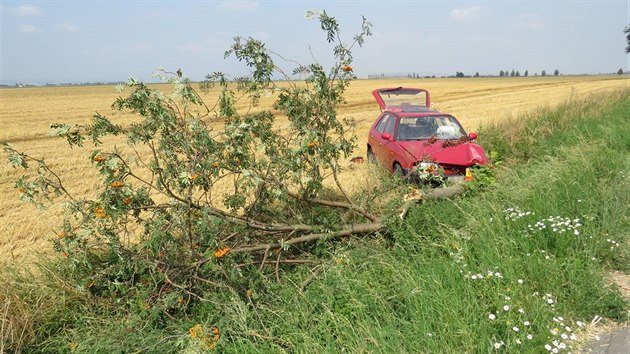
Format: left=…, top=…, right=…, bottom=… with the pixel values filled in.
left=372, top=87, right=431, bottom=112
left=398, top=140, right=489, bottom=166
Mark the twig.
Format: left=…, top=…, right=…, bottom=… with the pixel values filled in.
left=259, top=246, right=270, bottom=272
left=286, top=190, right=379, bottom=223
left=275, top=250, right=282, bottom=282
left=299, top=265, right=323, bottom=293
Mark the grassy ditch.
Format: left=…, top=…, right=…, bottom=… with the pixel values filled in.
left=2, top=90, right=628, bottom=353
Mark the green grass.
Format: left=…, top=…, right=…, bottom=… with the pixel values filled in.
left=2, top=90, right=629, bottom=353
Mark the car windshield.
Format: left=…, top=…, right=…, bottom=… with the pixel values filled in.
left=396, top=115, right=466, bottom=141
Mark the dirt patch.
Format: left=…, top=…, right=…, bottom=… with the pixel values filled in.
left=609, top=271, right=630, bottom=302
left=577, top=271, right=630, bottom=353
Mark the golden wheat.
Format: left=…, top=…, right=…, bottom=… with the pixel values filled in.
left=0, top=76, right=626, bottom=262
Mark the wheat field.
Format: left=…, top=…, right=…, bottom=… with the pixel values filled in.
left=0, top=76, right=626, bottom=263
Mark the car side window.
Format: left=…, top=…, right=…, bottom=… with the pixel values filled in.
left=375, top=114, right=392, bottom=133
left=383, top=115, right=396, bottom=135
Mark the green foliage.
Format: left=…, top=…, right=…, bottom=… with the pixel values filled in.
left=3, top=11, right=379, bottom=350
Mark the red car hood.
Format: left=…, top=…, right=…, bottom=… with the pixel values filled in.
left=398, top=140, right=489, bottom=166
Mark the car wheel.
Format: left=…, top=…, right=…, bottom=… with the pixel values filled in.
left=367, top=147, right=376, bottom=164
left=393, top=163, right=405, bottom=178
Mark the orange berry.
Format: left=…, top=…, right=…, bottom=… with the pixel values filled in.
left=109, top=181, right=124, bottom=188
left=213, top=247, right=231, bottom=259
left=342, top=65, right=353, bottom=72
left=94, top=207, right=107, bottom=218
left=123, top=197, right=132, bottom=205
left=211, top=325, right=221, bottom=339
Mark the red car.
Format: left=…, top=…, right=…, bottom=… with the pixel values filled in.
left=367, top=87, right=489, bottom=182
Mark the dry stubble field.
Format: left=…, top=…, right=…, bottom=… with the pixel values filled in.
left=0, top=76, right=627, bottom=263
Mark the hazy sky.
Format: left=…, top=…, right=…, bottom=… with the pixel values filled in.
left=1, top=1, right=628, bottom=84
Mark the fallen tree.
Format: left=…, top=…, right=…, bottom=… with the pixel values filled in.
left=4, top=12, right=466, bottom=317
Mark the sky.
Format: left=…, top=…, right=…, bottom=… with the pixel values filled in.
left=1, top=0, right=628, bottom=84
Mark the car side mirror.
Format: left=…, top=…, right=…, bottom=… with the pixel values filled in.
left=381, top=132, right=393, bottom=141
left=468, top=132, right=478, bottom=140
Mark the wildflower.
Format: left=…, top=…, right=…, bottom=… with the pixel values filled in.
left=110, top=181, right=124, bottom=188
left=524, top=321, right=530, bottom=326
left=213, top=247, right=231, bottom=259
left=570, top=333, right=577, bottom=341
left=564, top=325, right=571, bottom=332
left=576, top=321, right=584, bottom=327
left=426, top=332, right=433, bottom=337
left=547, top=298, right=554, bottom=304
left=503, top=305, right=510, bottom=311
left=489, top=313, right=496, bottom=320
left=561, top=333, right=568, bottom=340
left=545, top=344, right=552, bottom=351
left=342, top=65, right=353, bottom=72
left=527, top=334, right=533, bottom=340
left=494, top=342, right=502, bottom=349
left=518, top=308, right=525, bottom=314
left=517, top=279, right=524, bottom=284
left=512, top=326, right=520, bottom=332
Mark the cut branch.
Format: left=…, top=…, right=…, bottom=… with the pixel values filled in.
left=399, top=184, right=466, bottom=219
left=286, top=190, right=379, bottom=222
left=230, top=222, right=383, bottom=253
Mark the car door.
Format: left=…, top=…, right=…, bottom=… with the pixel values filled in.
left=369, top=113, right=389, bottom=160
left=370, top=114, right=397, bottom=171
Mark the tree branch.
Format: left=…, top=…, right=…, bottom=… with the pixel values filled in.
left=230, top=222, right=383, bottom=253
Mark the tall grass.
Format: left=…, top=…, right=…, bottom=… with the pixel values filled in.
left=1, top=90, right=628, bottom=353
